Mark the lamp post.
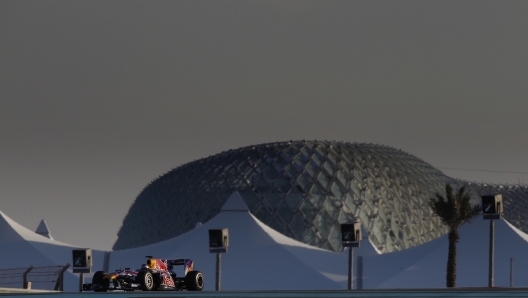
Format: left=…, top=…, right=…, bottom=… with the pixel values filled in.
left=341, top=222, right=361, bottom=290
left=209, top=229, right=228, bottom=291
left=481, top=194, right=503, bottom=287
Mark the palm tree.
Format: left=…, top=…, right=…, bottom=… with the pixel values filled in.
left=429, top=184, right=481, bottom=288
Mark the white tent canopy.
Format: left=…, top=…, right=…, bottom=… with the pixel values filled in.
left=1, top=192, right=528, bottom=291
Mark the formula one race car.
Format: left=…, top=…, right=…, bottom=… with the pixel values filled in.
left=83, top=256, right=204, bottom=292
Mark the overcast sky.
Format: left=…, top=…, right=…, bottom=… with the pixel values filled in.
left=1, top=1, right=527, bottom=251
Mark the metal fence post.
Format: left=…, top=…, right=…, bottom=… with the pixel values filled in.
left=54, top=263, right=70, bottom=291
left=23, top=266, right=34, bottom=289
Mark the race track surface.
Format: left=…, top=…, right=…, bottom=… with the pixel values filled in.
left=3, top=288, right=528, bottom=298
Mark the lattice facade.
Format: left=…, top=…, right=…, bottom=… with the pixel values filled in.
left=113, top=141, right=465, bottom=252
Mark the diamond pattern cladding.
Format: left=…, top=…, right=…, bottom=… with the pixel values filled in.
left=114, top=141, right=458, bottom=252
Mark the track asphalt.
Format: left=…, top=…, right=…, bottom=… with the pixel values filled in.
left=3, top=288, right=528, bottom=298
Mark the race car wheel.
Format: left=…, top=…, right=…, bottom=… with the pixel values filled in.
left=185, top=271, right=204, bottom=291
left=136, top=271, right=155, bottom=291
left=92, top=271, right=109, bottom=292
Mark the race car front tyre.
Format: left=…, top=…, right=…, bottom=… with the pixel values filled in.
left=185, top=271, right=204, bottom=291
left=136, top=271, right=155, bottom=291
left=92, top=271, right=109, bottom=292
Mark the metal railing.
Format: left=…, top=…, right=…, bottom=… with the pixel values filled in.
left=0, top=264, right=70, bottom=291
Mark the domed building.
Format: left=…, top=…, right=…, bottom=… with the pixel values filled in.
left=114, top=140, right=463, bottom=252
left=4, top=140, right=528, bottom=291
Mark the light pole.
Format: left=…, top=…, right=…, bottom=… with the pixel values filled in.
left=209, top=229, right=228, bottom=291
left=341, top=222, right=362, bottom=290
left=481, top=194, right=503, bottom=287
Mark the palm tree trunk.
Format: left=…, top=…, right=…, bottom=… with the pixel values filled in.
left=446, top=230, right=459, bottom=287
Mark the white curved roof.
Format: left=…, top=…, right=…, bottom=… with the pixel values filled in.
left=35, top=220, right=53, bottom=240
left=2, top=193, right=528, bottom=291
left=108, top=192, right=346, bottom=290
left=0, top=211, right=71, bottom=246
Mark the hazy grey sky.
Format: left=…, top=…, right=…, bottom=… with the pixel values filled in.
left=1, top=1, right=527, bottom=251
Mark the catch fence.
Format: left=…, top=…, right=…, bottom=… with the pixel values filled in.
left=0, top=264, right=70, bottom=291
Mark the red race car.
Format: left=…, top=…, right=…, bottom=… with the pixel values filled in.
left=84, top=256, right=204, bottom=291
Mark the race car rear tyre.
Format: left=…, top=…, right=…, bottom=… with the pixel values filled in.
left=185, top=271, right=204, bottom=291
left=92, top=271, right=109, bottom=292
left=136, top=271, right=155, bottom=291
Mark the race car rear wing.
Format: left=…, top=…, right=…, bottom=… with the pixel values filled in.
left=168, top=259, right=194, bottom=276
left=146, top=257, right=195, bottom=276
